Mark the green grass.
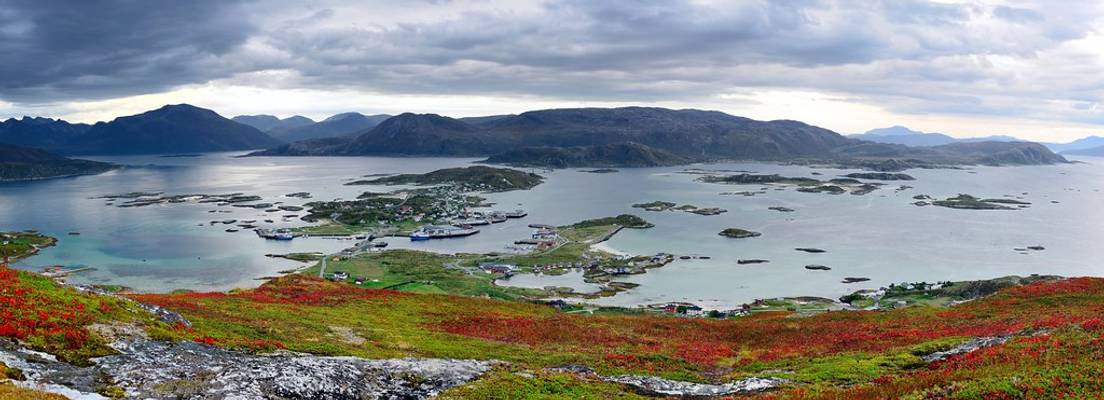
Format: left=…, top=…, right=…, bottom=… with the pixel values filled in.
left=440, top=369, right=648, bottom=399
left=493, top=244, right=595, bottom=271
left=273, top=252, right=323, bottom=262
left=291, top=222, right=362, bottom=236
left=303, top=249, right=546, bottom=300
left=0, top=232, right=55, bottom=261
left=567, top=214, right=652, bottom=230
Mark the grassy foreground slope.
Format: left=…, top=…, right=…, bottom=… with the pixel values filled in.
left=126, top=275, right=1104, bottom=398
left=4, top=266, right=1104, bottom=398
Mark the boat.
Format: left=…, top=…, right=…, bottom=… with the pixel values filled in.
left=225, top=228, right=239, bottom=233
left=453, top=218, right=490, bottom=226
left=410, top=225, right=480, bottom=241
left=504, top=209, right=527, bottom=218
left=255, top=228, right=296, bottom=240
left=487, top=213, right=507, bottom=223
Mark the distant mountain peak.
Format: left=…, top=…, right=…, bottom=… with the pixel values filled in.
left=56, top=104, right=281, bottom=155
left=322, top=112, right=366, bottom=122
left=284, top=115, right=314, bottom=123
left=155, top=103, right=207, bottom=113
left=863, top=126, right=930, bottom=136
left=375, top=113, right=476, bottom=132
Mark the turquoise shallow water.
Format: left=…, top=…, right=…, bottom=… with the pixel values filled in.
left=3, top=152, right=1103, bottom=308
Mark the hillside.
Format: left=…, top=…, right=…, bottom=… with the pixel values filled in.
left=61, top=104, right=283, bottom=155
left=4, top=266, right=1104, bottom=398
left=0, top=144, right=115, bottom=181
left=340, top=113, right=493, bottom=156
left=933, top=141, right=1069, bottom=165
left=0, top=116, right=91, bottom=151
left=352, top=165, right=544, bottom=192
left=269, top=112, right=390, bottom=142
left=829, top=140, right=1066, bottom=170
left=250, top=107, right=1068, bottom=169
left=483, top=142, right=687, bottom=167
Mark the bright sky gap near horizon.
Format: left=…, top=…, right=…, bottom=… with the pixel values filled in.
left=1, top=0, right=1102, bottom=142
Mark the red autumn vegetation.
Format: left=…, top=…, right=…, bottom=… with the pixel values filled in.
left=437, top=277, right=1104, bottom=370
left=9, top=268, right=1104, bottom=398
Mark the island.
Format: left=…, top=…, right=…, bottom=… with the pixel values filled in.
left=699, top=173, right=885, bottom=196
left=296, top=186, right=496, bottom=236
left=0, top=144, right=115, bottom=181
left=0, top=231, right=57, bottom=262
left=632, top=201, right=727, bottom=215
left=297, top=214, right=663, bottom=300
left=346, top=166, right=544, bottom=192
left=719, top=228, right=762, bottom=239
left=932, top=194, right=1025, bottom=210
left=842, top=172, right=916, bottom=181
left=92, top=192, right=267, bottom=208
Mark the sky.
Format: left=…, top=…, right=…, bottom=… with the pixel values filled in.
left=1, top=0, right=1102, bottom=141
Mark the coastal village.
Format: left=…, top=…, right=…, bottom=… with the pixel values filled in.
left=67, top=165, right=1012, bottom=318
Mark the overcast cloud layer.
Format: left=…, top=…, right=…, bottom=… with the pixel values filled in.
left=1, top=0, right=1102, bottom=140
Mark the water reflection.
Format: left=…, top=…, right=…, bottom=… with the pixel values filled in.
left=2, top=152, right=1102, bottom=308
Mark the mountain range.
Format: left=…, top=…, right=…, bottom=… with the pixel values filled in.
left=0, top=105, right=281, bottom=155
left=0, top=144, right=115, bottom=181
left=850, top=125, right=1104, bottom=155
left=231, top=115, right=315, bottom=133
left=0, top=104, right=1077, bottom=169
left=848, top=126, right=1020, bottom=147
left=0, top=117, right=91, bottom=149
left=232, top=112, right=391, bottom=143
left=1047, top=137, right=1104, bottom=155
left=252, top=107, right=1068, bottom=169
left=483, top=142, right=687, bottom=168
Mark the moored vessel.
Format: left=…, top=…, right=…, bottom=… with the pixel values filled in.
left=410, top=225, right=480, bottom=241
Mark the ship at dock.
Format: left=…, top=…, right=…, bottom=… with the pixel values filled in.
left=255, top=228, right=298, bottom=240
left=452, top=209, right=525, bottom=226
left=410, top=225, right=480, bottom=241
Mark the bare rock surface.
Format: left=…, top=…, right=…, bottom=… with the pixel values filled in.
left=1, top=338, right=493, bottom=399
left=605, top=375, right=788, bottom=396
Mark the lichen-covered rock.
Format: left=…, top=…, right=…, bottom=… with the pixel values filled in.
left=604, top=375, right=787, bottom=396
left=1, top=338, right=493, bottom=399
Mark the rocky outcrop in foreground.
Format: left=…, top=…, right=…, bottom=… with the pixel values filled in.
left=1, top=338, right=493, bottom=399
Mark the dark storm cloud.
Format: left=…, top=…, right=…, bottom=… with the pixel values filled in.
left=0, top=0, right=257, bottom=102
left=1, top=0, right=1102, bottom=126
left=249, top=0, right=1101, bottom=110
